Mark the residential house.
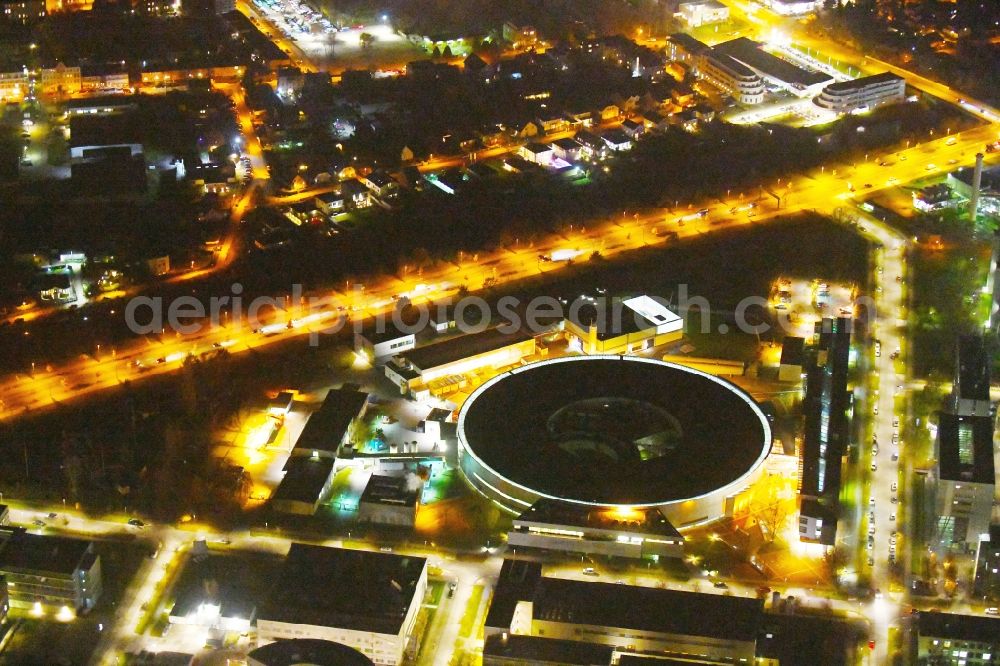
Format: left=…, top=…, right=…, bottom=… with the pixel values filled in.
left=518, top=142, right=553, bottom=165
left=595, top=104, right=620, bottom=123
left=315, top=191, right=346, bottom=215
left=360, top=170, right=399, bottom=202
left=340, top=179, right=371, bottom=209
left=601, top=129, right=632, bottom=152
left=639, top=110, right=671, bottom=132
left=620, top=119, right=644, bottom=140
left=535, top=114, right=568, bottom=134
left=574, top=131, right=608, bottom=160
left=518, top=121, right=540, bottom=139
left=502, top=22, right=538, bottom=49
left=562, top=110, right=593, bottom=129
left=550, top=137, right=582, bottom=162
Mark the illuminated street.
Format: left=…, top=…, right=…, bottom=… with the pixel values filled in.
left=0, top=0, right=998, bottom=663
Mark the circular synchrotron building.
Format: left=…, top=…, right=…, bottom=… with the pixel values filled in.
left=457, top=355, right=772, bottom=529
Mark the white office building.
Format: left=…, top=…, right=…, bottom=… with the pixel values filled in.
left=677, top=0, right=729, bottom=27
left=813, top=72, right=906, bottom=115
left=765, top=0, right=820, bottom=15
left=699, top=53, right=766, bottom=105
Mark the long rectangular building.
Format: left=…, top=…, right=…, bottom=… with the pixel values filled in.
left=914, top=611, right=1000, bottom=665
left=485, top=559, right=763, bottom=664
left=385, top=327, right=536, bottom=398
left=291, top=387, right=369, bottom=459
left=798, top=317, right=852, bottom=545
left=933, top=412, right=995, bottom=550
left=508, top=500, right=684, bottom=560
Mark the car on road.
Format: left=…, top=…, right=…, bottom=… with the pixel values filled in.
left=47, top=512, right=57, bottom=519
left=32, top=519, right=45, bottom=527
left=870, top=496, right=876, bottom=506
left=582, top=567, right=598, bottom=576
left=447, top=582, right=456, bottom=598
left=893, top=417, right=899, bottom=428
left=891, top=482, right=897, bottom=492
left=986, top=607, right=999, bottom=615
left=871, top=462, right=877, bottom=472
left=128, top=518, right=145, bottom=527
left=892, top=450, right=898, bottom=461
left=890, top=513, right=896, bottom=521
left=713, top=581, right=728, bottom=589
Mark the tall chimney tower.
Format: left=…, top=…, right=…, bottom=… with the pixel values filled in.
left=969, top=152, right=984, bottom=221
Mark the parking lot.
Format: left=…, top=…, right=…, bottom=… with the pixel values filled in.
left=769, top=277, right=857, bottom=338
left=248, top=0, right=419, bottom=72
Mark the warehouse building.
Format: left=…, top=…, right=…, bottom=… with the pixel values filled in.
left=358, top=474, right=422, bottom=528
left=272, top=387, right=369, bottom=515
left=257, top=545, right=428, bottom=666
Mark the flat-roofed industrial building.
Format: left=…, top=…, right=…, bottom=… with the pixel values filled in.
left=256, top=544, right=428, bottom=666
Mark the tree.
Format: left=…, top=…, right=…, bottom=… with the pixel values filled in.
left=442, top=45, right=453, bottom=59
left=754, top=472, right=792, bottom=544
left=359, top=32, right=375, bottom=49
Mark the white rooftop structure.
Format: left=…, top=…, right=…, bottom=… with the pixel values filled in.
left=622, top=295, right=684, bottom=334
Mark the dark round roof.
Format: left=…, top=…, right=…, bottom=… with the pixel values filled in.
left=248, top=639, right=374, bottom=666
left=459, top=357, right=771, bottom=506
